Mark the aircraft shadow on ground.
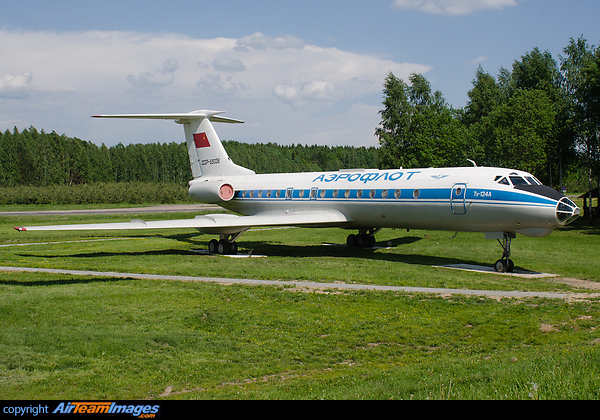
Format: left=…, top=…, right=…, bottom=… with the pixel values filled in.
left=15, top=234, right=491, bottom=271
left=16, top=248, right=196, bottom=260
left=0, top=275, right=135, bottom=287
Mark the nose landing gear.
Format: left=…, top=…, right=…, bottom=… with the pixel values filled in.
left=494, top=232, right=515, bottom=273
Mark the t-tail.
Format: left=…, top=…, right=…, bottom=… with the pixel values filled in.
left=92, top=110, right=255, bottom=179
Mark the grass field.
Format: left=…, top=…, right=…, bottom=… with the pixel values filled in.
left=1, top=205, right=600, bottom=399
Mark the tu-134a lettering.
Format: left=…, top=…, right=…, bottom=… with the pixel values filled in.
left=14, top=109, right=580, bottom=273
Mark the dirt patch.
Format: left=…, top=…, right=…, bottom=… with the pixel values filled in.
left=540, top=323, right=557, bottom=332
left=555, top=277, right=600, bottom=290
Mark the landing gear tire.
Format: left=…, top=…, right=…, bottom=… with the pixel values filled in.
left=208, top=232, right=244, bottom=255
left=346, top=232, right=377, bottom=248
left=209, top=239, right=238, bottom=255
left=346, top=234, right=357, bottom=247
left=494, top=259, right=505, bottom=273
left=368, top=235, right=376, bottom=247
left=356, top=234, right=366, bottom=247
left=494, top=259, right=514, bottom=273
left=217, top=239, right=238, bottom=255
left=217, top=240, right=228, bottom=255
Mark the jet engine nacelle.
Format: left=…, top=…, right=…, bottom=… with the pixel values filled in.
left=188, top=180, right=235, bottom=204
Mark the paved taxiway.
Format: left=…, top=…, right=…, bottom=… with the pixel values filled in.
left=1, top=265, right=592, bottom=301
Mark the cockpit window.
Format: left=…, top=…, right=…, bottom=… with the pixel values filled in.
left=497, top=177, right=510, bottom=185
left=526, top=176, right=542, bottom=186
left=509, top=176, right=528, bottom=186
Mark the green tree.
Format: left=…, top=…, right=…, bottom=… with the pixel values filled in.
left=512, top=47, right=574, bottom=186
left=462, top=66, right=503, bottom=126
left=483, top=89, right=556, bottom=177
left=560, top=36, right=599, bottom=217
left=377, top=71, right=471, bottom=169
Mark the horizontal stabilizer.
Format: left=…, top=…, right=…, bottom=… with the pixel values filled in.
left=92, top=110, right=244, bottom=124
left=92, top=108, right=250, bottom=178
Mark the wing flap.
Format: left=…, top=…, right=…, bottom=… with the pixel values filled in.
left=14, top=210, right=349, bottom=233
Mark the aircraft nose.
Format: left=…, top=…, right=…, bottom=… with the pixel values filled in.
left=556, top=196, right=580, bottom=225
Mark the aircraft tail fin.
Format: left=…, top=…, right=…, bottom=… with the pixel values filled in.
left=93, top=110, right=255, bottom=179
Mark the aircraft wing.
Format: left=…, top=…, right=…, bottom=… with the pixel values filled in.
left=14, top=210, right=350, bottom=234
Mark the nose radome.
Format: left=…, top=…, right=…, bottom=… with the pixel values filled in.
left=556, top=197, right=580, bottom=225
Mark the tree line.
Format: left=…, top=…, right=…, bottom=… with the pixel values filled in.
left=1, top=36, right=598, bottom=195
left=0, top=128, right=379, bottom=188
left=377, top=36, right=600, bottom=193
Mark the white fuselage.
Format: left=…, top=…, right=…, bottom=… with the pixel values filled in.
left=189, top=166, right=576, bottom=237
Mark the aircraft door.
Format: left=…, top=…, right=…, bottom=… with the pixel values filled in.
left=451, top=183, right=467, bottom=215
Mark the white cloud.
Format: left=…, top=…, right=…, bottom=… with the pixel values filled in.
left=391, top=0, right=519, bottom=15
left=468, top=55, right=489, bottom=65
left=0, top=29, right=431, bottom=147
left=274, top=77, right=343, bottom=106
left=211, top=58, right=246, bottom=72
left=195, top=73, right=248, bottom=96
left=235, top=31, right=305, bottom=50
left=126, top=58, right=179, bottom=91
left=0, top=72, right=33, bottom=98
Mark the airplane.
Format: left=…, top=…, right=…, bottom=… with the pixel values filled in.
left=14, top=109, right=581, bottom=273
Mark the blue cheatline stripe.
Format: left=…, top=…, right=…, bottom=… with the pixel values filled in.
left=233, top=188, right=557, bottom=207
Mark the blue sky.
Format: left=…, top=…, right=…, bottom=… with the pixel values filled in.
left=1, top=0, right=599, bottom=148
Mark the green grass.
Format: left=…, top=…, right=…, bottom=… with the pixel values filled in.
left=1, top=207, right=600, bottom=399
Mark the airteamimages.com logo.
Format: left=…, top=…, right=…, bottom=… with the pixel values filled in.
left=3, top=401, right=161, bottom=418
left=53, top=402, right=160, bottom=417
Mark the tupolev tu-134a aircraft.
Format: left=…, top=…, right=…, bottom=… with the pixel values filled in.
left=14, top=109, right=580, bottom=273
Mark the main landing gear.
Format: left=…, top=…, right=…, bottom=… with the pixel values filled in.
left=208, top=232, right=243, bottom=255
left=346, top=228, right=381, bottom=248
left=494, top=232, right=515, bottom=273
